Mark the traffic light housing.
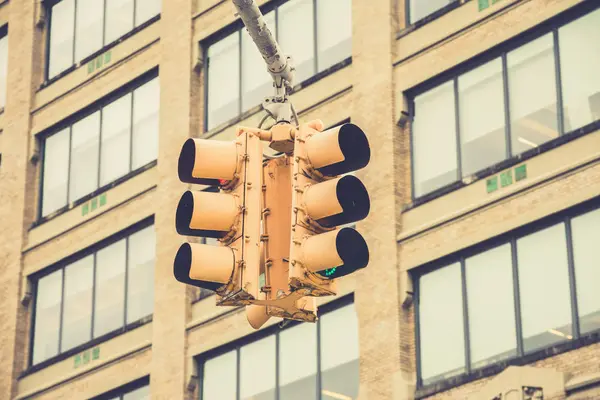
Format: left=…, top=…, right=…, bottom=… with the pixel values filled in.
left=174, top=129, right=263, bottom=305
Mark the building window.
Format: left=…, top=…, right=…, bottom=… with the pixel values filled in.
left=416, top=201, right=600, bottom=387
left=91, top=378, right=150, bottom=400
left=410, top=5, right=600, bottom=199
left=40, top=75, right=159, bottom=219
left=204, top=0, right=352, bottom=130
left=31, top=223, right=155, bottom=366
left=199, top=299, right=359, bottom=400
left=409, top=0, right=454, bottom=25
left=0, top=27, right=8, bottom=110
left=46, top=0, right=161, bottom=80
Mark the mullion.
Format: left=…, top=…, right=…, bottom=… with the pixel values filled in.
left=129, top=89, right=135, bottom=172
left=97, top=108, right=104, bottom=190
left=236, top=348, right=241, bottom=400
left=312, top=0, right=318, bottom=75
left=238, top=30, right=243, bottom=117
left=316, top=314, right=322, bottom=400
left=511, top=239, right=524, bottom=357
left=565, top=217, right=581, bottom=339
left=453, top=78, right=462, bottom=181
left=501, top=53, right=512, bottom=158
left=66, top=127, right=73, bottom=205
left=275, top=332, right=280, bottom=400
left=553, top=29, right=565, bottom=136
left=90, top=252, right=98, bottom=341
left=71, top=0, right=77, bottom=69
left=460, top=259, right=471, bottom=374
left=58, top=268, right=66, bottom=353
left=124, top=236, right=130, bottom=327
left=102, top=0, right=108, bottom=48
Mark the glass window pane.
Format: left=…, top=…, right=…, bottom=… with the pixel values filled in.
left=69, top=111, right=100, bottom=202
left=127, top=225, right=155, bottom=323
left=105, top=0, right=134, bottom=44
left=207, top=32, right=240, bottom=129
left=465, top=244, right=517, bottom=369
left=241, top=11, right=275, bottom=111
left=61, top=255, right=94, bottom=351
left=419, top=262, right=465, bottom=384
left=409, top=0, right=451, bottom=24
left=123, top=385, right=150, bottom=400
left=413, top=81, right=458, bottom=197
left=317, top=0, right=352, bottom=72
left=42, top=128, right=70, bottom=216
left=74, top=0, right=104, bottom=62
left=32, top=270, right=62, bottom=365
left=279, top=322, right=317, bottom=400
left=571, top=208, right=600, bottom=335
left=559, top=8, right=600, bottom=132
left=278, top=0, right=315, bottom=84
left=517, top=223, right=573, bottom=352
left=240, top=336, right=276, bottom=400
left=320, top=304, right=360, bottom=400
left=49, top=0, right=75, bottom=79
left=101, top=93, right=132, bottom=186
left=203, top=351, right=237, bottom=400
left=0, top=34, right=8, bottom=109
left=135, top=0, right=161, bottom=27
left=132, top=78, right=160, bottom=170
left=508, top=34, right=559, bottom=155
left=458, top=58, right=507, bottom=176
left=94, top=239, right=126, bottom=338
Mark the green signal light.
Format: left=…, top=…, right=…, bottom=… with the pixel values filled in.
left=323, top=267, right=337, bottom=277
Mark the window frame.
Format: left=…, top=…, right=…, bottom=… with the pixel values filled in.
left=407, top=2, right=600, bottom=206
left=26, top=216, right=155, bottom=373
left=89, top=376, right=150, bottom=400
left=414, top=196, right=600, bottom=395
left=201, top=0, right=353, bottom=133
left=36, top=68, right=159, bottom=225
left=196, top=294, right=357, bottom=400
left=43, top=0, right=161, bottom=84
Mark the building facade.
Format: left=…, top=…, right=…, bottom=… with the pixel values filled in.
left=0, top=0, right=598, bottom=399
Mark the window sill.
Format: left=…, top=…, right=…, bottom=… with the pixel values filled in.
left=415, top=329, right=600, bottom=399
left=404, top=120, right=600, bottom=212
left=40, top=14, right=161, bottom=90
left=32, top=160, right=157, bottom=229
left=21, top=315, right=153, bottom=378
left=398, top=0, right=466, bottom=39
left=203, top=56, right=352, bottom=137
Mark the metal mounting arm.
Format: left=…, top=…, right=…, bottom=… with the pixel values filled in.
left=231, top=0, right=297, bottom=125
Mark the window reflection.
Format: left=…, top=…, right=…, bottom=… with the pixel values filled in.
left=278, top=0, right=315, bottom=84
left=49, top=0, right=75, bottom=78
left=317, top=0, right=351, bottom=72
left=517, top=224, right=573, bottom=352
left=100, top=94, right=132, bottom=186
left=74, top=0, right=104, bottom=61
left=94, top=239, right=126, bottom=337
left=203, top=351, right=237, bottom=400
left=240, top=336, right=276, bottom=400
left=104, top=0, right=135, bottom=45
left=32, top=271, right=62, bottom=365
left=132, top=78, right=160, bottom=170
left=42, top=128, right=70, bottom=216
left=127, top=225, right=155, bottom=324
left=508, top=34, right=559, bottom=154
left=61, top=256, right=94, bottom=352
left=207, top=32, right=240, bottom=129
left=69, top=112, right=101, bottom=203
left=279, top=322, right=318, bottom=400
left=409, top=0, right=452, bottom=25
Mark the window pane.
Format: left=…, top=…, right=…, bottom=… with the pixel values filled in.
left=320, top=304, right=360, bottom=400
left=413, top=81, right=458, bottom=197
left=240, top=336, right=276, bottom=400
left=42, top=128, right=70, bottom=216
left=559, top=8, right=600, bottom=131
left=0, top=34, right=8, bottom=109
left=458, top=58, right=507, bottom=176
left=279, top=0, right=315, bottom=84
left=279, top=322, right=317, bottom=400
left=409, top=0, right=451, bottom=24
left=241, top=11, right=275, bottom=111
left=74, top=0, right=104, bottom=62
left=135, top=0, right=161, bottom=27
left=419, top=262, right=465, bottom=384
left=517, top=223, right=573, bottom=352
left=127, top=225, right=155, bottom=323
left=61, top=255, right=94, bottom=351
left=32, top=270, right=62, bottom=365
left=105, top=0, right=134, bottom=44
left=465, top=244, right=517, bottom=369
left=123, top=385, right=150, bottom=400
left=49, top=0, right=75, bottom=79
left=207, top=32, right=240, bottom=129
left=571, top=208, right=600, bottom=334
left=94, top=239, right=126, bottom=338
left=132, top=78, right=160, bottom=170
left=317, top=0, right=352, bottom=71
left=101, top=93, right=132, bottom=186
left=69, top=112, right=100, bottom=202
left=203, top=351, right=237, bottom=400
left=508, top=34, right=559, bottom=155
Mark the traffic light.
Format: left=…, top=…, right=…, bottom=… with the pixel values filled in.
left=173, top=129, right=263, bottom=305
left=288, top=120, right=371, bottom=294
